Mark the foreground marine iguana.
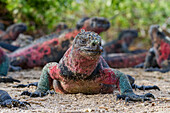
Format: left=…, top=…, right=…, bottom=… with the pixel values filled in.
left=0, top=23, right=27, bottom=44
left=21, top=30, right=159, bottom=103
left=9, top=17, right=110, bottom=68
left=0, top=48, right=20, bottom=83
left=143, top=25, right=170, bottom=73
left=0, top=90, right=30, bottom=108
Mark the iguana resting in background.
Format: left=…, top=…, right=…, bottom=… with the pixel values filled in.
left=104, top=52, right=147, bottom=68
left=0, top=90, right=30, bottom=108
left=9, top=17, right=110, bottom=69
left=0, top=22, right=68, bottom=52
left=143, top=25, right=170, bottom=73
left=0, top=23, right=27, bottom=44
left=0, top=47, right=20, bottom=83
left=103, top=30, right=138, bottom=54
left=21, top=30, right=159, bottom=103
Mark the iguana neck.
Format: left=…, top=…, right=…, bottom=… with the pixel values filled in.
left=63, top=46, right=100, bottom=76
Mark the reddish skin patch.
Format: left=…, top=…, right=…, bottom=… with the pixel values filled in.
left=0, top=30, right=4, bottom=34
left=49, top=65, right=61, bottom=80
left=65, top=47, right=100, bottom=75
left=158, top=40, right=170, bottom=67
left=105, top=52, right=147, bottom=68
left=100, top=68, right=119, bottom=87
left=9, top=38, right=60, bottom=68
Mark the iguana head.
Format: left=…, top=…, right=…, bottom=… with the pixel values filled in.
left=72, top=29, right=103, bottom=59
left=76, top=17, right=90, bottom=30
left=6, top=23, right=27, bottom=40
left=55, top=22, right=68, bottom=32
left=82, top=17, right=110, bottom=34
left=65, top=30, right=103, bottom=76
left=149, top=25, right=170, bottom=45
left=118, top=30, right=138, bottom=47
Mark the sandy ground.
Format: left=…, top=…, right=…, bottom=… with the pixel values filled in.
left=0, top=68, right=170, bottom=113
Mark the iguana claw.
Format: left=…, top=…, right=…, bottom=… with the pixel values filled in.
left=145, top=67, right=169, bottom=73
left=116, top=93, right=155, bottom=104
left=0, top=99, right=31, bottom=108
left=132, top=84, right=160, bottom=91
left=21, top=90, right=46, bottom=97
left=21, top=90, right=55, bottom=97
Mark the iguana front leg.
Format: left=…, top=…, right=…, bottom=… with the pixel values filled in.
left=21, top=62, right=58, bottom=97
left=101, top=68, right=155, bottom=102
left=0, top=54, right=9, bottom=76
left=0, top=55, right=20, bottom=83
left=127, top=75, right=160, bottom=91
left=144, top=48, right=159, bottom=69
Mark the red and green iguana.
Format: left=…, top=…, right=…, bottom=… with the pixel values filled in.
left=21, top=30, right=159, bottom=103
left=144, top=25, right=170, bottom=73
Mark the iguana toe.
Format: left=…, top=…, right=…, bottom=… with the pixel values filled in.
left=0, top=99, right=30, bottom=108
left=116, top=92, right=155, bottom=104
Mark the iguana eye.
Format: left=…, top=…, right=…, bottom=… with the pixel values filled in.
left=79, top=39, right=86, bottom=45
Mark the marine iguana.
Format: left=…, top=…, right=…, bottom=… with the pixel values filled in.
left=144, top=25, right=170, bottom=73
left=21, top=30, right=159, bottom=103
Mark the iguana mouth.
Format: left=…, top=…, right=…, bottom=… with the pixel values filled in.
left=81, top=47, right=103, bottom=56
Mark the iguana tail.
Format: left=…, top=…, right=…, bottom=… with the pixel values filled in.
left=104, top=51, right=147, bottom=68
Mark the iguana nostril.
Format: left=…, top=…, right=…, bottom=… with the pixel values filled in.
left=92, top=42, right=96, bottom=46
left=91, top=40, right=99, bottom=46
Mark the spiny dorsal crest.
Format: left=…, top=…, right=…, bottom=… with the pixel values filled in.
left=76, top=29, right=101, bottom=41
